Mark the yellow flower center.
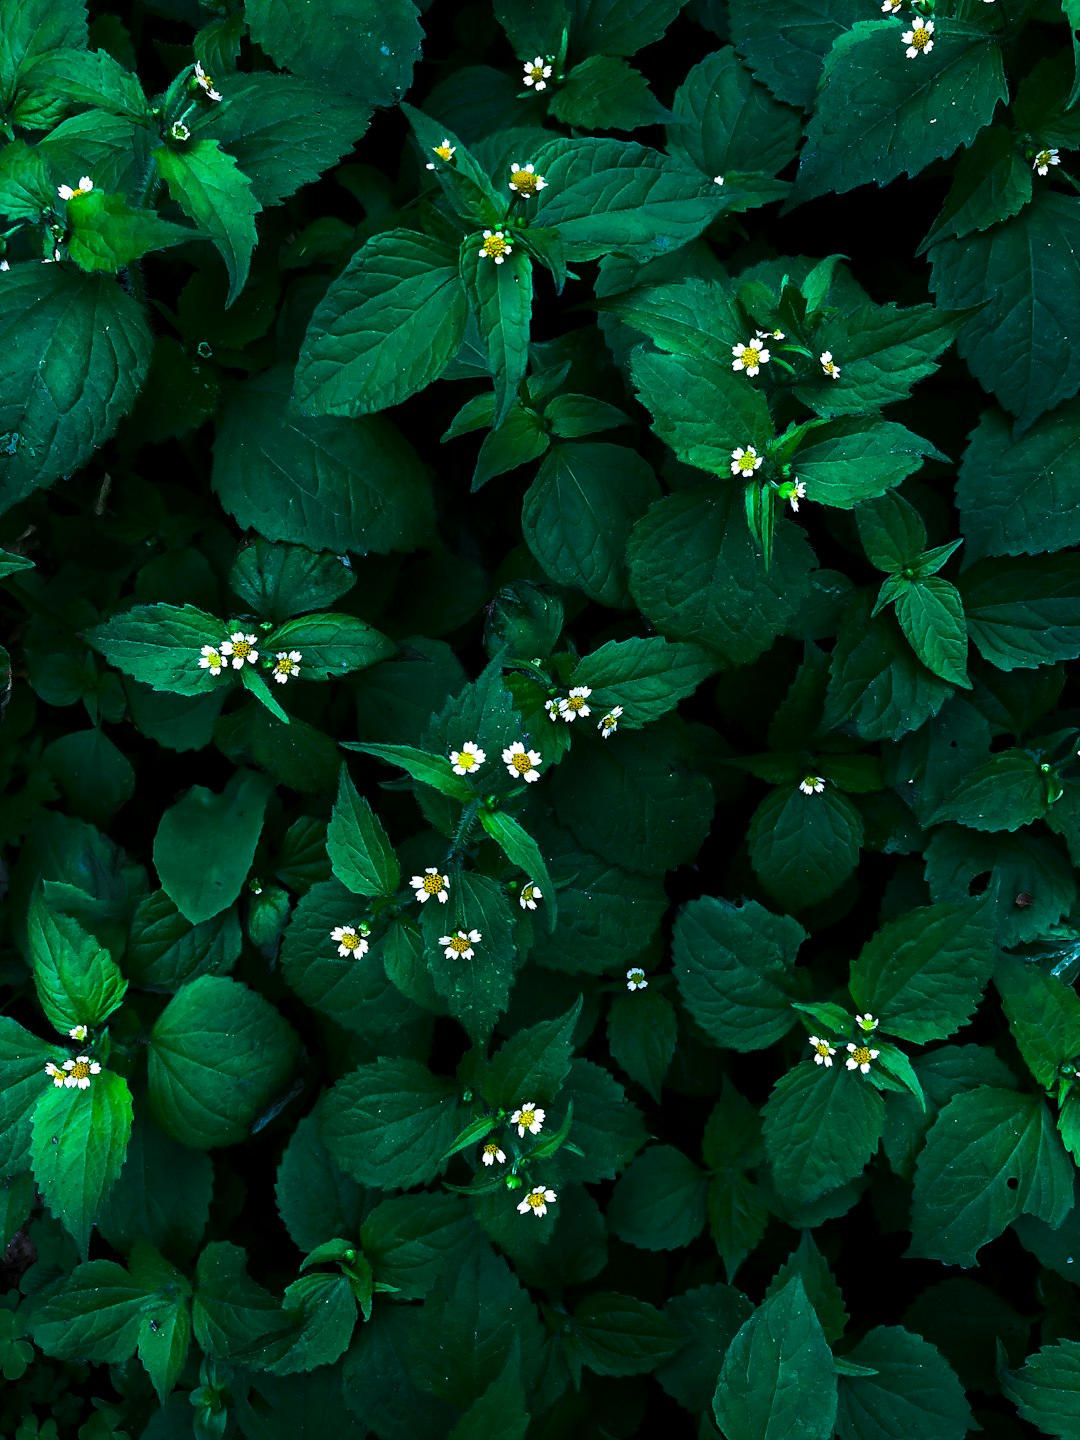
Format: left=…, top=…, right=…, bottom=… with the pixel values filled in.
left=435, top=144, right=453, bottom=161
left=566, top=696, right=585, bottom=712
left=852, top=1047, right=872, bottom=1066
left=340, top=931, right=360, bottom=951
left=200, top=69, right=215, bottom=88
left=737, top=452, right=758, bottom=473
left=815, top=1042, right=831, bottom=1057
left=911, top=27, right=929, bottom=49
left=69, top=1060, right=91, bottom=1080
left=449, top=934, right=471, bottom=954
left=528, top=65, right=545, bottom=80
left=525, top=1191, right=545, bottom=1208
left=206, top=650, right=221, bottom=665
left=457, top=751, right=476, bottom=769
left=483, top=234, right=509, bottom=259
left=602, top=714, right=617, bottom=730
left=483, top=1143, right=500, bottom=1157
left=1036, top=150, right=1051, bottom=168
left=72, top=186, right=89, bottom=198
left=823, top=360, right=837, bottom=375
left=511, top=169, right=539, bottom=193
left=511, top=752, right=532, bottom=774
left=522, top=885, right=536, bottom=903
left=423, top=874, right=443, bottom=895
left=745, top=346, right=762, bottom=365
left=518, top=1108, right=536, bottom=1128
left=275, top=656, right=294, bottom=674
left=232, top=640, right=251, bottom=658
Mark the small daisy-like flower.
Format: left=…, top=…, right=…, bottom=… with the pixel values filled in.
left=846, top=1043, right=880, bottom=1075
left=757, top=328, right=786, bottom=341
left=194, top=60, right=222, bottom=101
left=1033, top=148, right=1060, bottom=177
left=730, top=445, right=763, bottom=477
left=503, top=742, right=542, bottom=782
left=732, top=340, right=770, bottom=377
left=713, top=174, right=725, bottom=186
left=882, top=0, right=901, bottom=11
left=789, top=480, right=807, bottom=512
left=440, top=928, right=482, bottom=960
left=411, top=868, right=450, bottom=904
left=479, top=229, right=513, bottom=264
left=819, top=351, right=841, bottom=380
left=511, top=1102, right=545, bottom=1137
left=508, top=161, right=547, bottom=196
left=198, top=644, right=225, bottom=676
left=68, top=1025, right=88, bottom=1042
left=523, top=56, right=552, bottom=90
left=450, top=741, right=486, bottom=775
left=598, top=706, right=623, bottom=739
left=545, top=699, right=561, bottom=722
left=63, top=1056, right=101, bottom=1090
left=481, top=1141, right=506, bottom=1166
left=559, top=686, right=592, bottom=722
left=272, top=651, right=302, bottom=685
left=170, top=121, right=190, bottom=142
left=856, top=1013, right=879, bottom=1033
left=221, top=632, right=258, bottom=669
left=519, top=883, right=542, bottom=911
left=57, top=176, right=93, bottom=201
left=626, top=967, right=648, bottom=992
left=330, top=923, right=370, bottom=959
left=518, top=1185, right=557, bottom=1218
left=809, top=1036, right=836, bottom=1067
left=425, top=139, right=456, bottom=170
left=45, top=1062, right=66, bottom=1088
left=800, top=775, right=826, bottom=795
left=901, top=18, right=933, bottom=58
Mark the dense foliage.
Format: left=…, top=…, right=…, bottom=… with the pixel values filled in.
left=3, top=0, right=1080, bottom=1435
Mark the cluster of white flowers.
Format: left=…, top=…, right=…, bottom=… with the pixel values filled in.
left=44, top=1056, right=101, bottom=1090
left=330, top=923, right=370, bottom=958
left=470, top=1100, right=560, bottom=1219
left=808, top=1014, right=882, bottom=1072
left=197, top=634, right=302, bottom=684
left=411, top=867, right=449, bottom=904
left=440, top=928, right=481, bottom=959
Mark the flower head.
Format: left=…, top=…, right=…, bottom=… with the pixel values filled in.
left=809, top=1036, right=836, bottom=1067
left=411, top=868, right=449, bottom=904
left=559, top=686, right=592, bottom=722
left=511, top=1102, right=545, bottom=1137
left=901, top=18, right=933, bottom=58
left=45, top=1061, right=66, bottom=1088
left=819, top=351, right=841, bottom=380
left=220, top=632, right=258, bottom=668
left=198, top=643, right=225, bottom=676
left=57, top=177, right=93, bottom=201
left=425, top=139, right=456, bottom=170
left=194, top=60, right=222, bottom=101
left=517, top=1185, right=557, bottom=1218
left=62, top=1056, right=101, bottom=1090
left=519, top=883, right=542, bottom=911
left=68, top=1025, right=88, bottom=1042
left=331, top=923, right=370, bottom=959
left=882, top=0, right=901, bottom=11
left=846, top=1043, right=880, bottom=1074
left=781, top=479, right=807, bottom=512
left=598, top=706, right=623, bottom=739
left=545, top=698, right=561, bottom=722
left=523, top=56, right=552, bottom=90
left=170, top=121, right=190, bottom=143
left=479, top=229, right=513, bottom=264
left=272, top=651, right=302, bottom=685
left=508, top=162, right=547, bottom=196
left=481, top=1141, right=506, bottom=1167
left=757, top=328, right=785, bottom=341
left=732, top=340, right=770, bottom=377
left=626, top=967, right=648, bottom=992
left=450, top=741, right=486, bottom=775
left=503, top=742, right=542, bottom=782
left=1034, top=148, right=1060, bottom=177
left=730, top=446, right=762, bottom=477
left=440, top=928, right=482, bottom=960
left=800, top=775, right=826, bottom=795
left=856, top=1013, right=879, bottom=1033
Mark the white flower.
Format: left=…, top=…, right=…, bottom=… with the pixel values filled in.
left=799, top=775, right=826, bottom=795
left=62, top=1056, right=101, bottom=1090
left=68, top=1025, right=88, bottom=1042
left=170, top=121, right=190, bottom=142
left=272, top=651, right=301, bottom=685
left=45, top=1062, right=66, bottom=1088
left=450, top=741, right=486, bottom=775
left=598, top=706, right=623, bottom=739
left=559, top=686, right=592, bottom=722
left=411, top=868, right=449, bottom=904
left=846, top=1043, right=880, bottom=1075
left=901, top=18, right=933, bottom=58
left=57, top=176, right=93, bottom=201
left=503, top=742, right=542, bottom=782
left=330, top=923, right=369, bottom=959
left=756, top=328, right=785, bottom=341
left=786, top=480, right=807, bottom=512
left=730, top=446, right=762, bottom=476
left=511, top=1102, right=545, bottom=1137
left=523, top=56, right=552, bottom=90
left=713, top=174, right=725, bottom=186
left=517, top=1185, right=557, bottom=1217
left=819, top=351, right=841, bottom=380
left=626, top=967, right=648, bottom=992
left=0, top=260, right=8, bottom=272
left=1034, top=149, right=1060, bottom=177
left=519, top=883, right=542, bottom=911
left=198, top=643, right=225, bottom=676
left=194, top=60, right=222, bottom=101
left=508, top=161, right=547, bottom=196
left=220, top=632, right=258, bottom=668
left=857, top=1013, right=879, bottom=1032
left=481, top=1142, right=506, bottom=1166
left=545, top=699, right=561, bottom=722
left=809, top=1036, right=836, bottom=1067
left=732, top=340, right=770, bottom=377
left=440, top=928, right=482, bottom=960
left=426, top=139, right=456, bottom=170
left=479, top=229, right=513, bottom=264
left=882, top=0, right=901, bottom=11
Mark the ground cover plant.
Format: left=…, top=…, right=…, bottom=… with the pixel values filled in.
left=3, top=0, right=1080, bottom=1434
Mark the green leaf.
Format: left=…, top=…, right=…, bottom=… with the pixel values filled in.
left=419, top=870, right=518, bottom=1041
left=801, top=303, right=965, bottom=416
left=960, top=555, right=1080, bottom=670
left=126, top=890, right=241, bottom=992
left=521, top=442, right=661, bottom=608
left=0, top=0, right=87, bottom=96
left=658, top=1284, right=755, bottom=1414
left=361, top=1192, right=472, bottom=1301
left=607, top=1146, right=708, bottom=1251
left=925, top=826, right=1076, bottom=948
left=551, top=55, right=669, bottom=131
left=294, top=230, right=468, bottom=417
left=673, top=896, right=808, bottom=1051
left=929, top=193, right=1080, bottom=430
left=597, top=277, right=740, bottom=361
left=558, top=1058, right=646, bottom=1184
left=30, top=1070, right=133, bottom=1257
left=849, top=898, right=997, bottom=1044
left=193, top=1242, right=293, bottom=1363
left=857, top=491, right=927, bottom=572
left=628, top=486, right=814, bottom=664
left=99, top=1113, right=214, bottom=1260
left=28, top=1260, right=143, bottom=1363
left=27, top=887, right=127, bottom=1033
left=728, top=0, right=867, bottom=109
left=994, top=955, right=1080, bottom=1092
left=792, top=419, right=943, bottom=509
left=0, top=267, right=152, bottom=514
left=766, top=1231, right=847, bottom=1345
left=479, top=998, right=582, bottom=1109
left=263, top=611, right=394, bottom=681
left=17, top=47, right=147, bottom=120
left=928, top=749, right=1051, bottom=832
left=1002, top=1339, right=1080, bottom=1440
left=919, top=126, right=1033, bottom=252
left=460, top=239, right=532, bottom=428
left=276, top=1108, right=364, bottom=1254
left=566, top=0, right=683, bottom=57
left=244, top=0, right=421, bottom=105
left=148, top=975, right=300, bottom=1149
left=230, top=540, right=356, bottom=623
left=343, top=741, right=471, bottom=801
left=326, top=766, right=399, bottom=898
left=155, top=141, right=260, bottom=306
left=138, top=1282, right=191, bottom=1404
left=668, top=47, right=802, bottom=189
left=479, top=809, right=555, bottom=926
left=909, top=1087, right=1074, bottom=1266
left=835, top=1326, right=973, bottom=1440
left=65, top=188, right=193, bottom=274
left=153, top=770, right=272, bottom=925
left=631, top=346, right=773, bottom=476
left=748, top=784, right=864, bottom=910
left=792, top=21, right=1006, bottom=204
left=568, top=1292, right=679, bottom=1378
left=762, top=1061, right=885, bottom=1210
left=469, top=407, right=549, bottom=491
left=0, top=1019, right=65, bottom=1173
left=606, top=988, right=677, bottom=1101
left=274, top=1270, right=356, bottom=1374
left=713, top=1276, right=838, bottom=1440
left=824, top=596, right=954, bottom=743
left=893, top=577, right=970, bottom=687
left=319, top=1056, right=460, bottom=1189
left=87, top=602, right=228, bottom=697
